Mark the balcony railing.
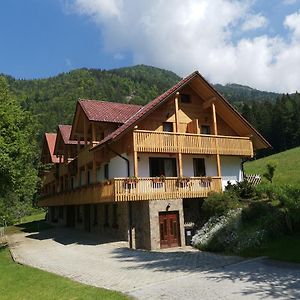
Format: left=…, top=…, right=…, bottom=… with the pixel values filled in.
left=38, top=176, right=222, bottom=206
left=133, top=130, right=253, bottom=156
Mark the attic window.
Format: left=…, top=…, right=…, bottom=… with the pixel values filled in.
left=181, top=94, right=191, bottom=103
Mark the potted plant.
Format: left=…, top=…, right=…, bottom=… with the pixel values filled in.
left=176, top=176, right=190, bottom=187
left=124, top=176, right=138, bottom=189
left=151, top=175, right=166, bottom=188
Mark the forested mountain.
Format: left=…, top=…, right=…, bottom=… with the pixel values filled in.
left=214, top=83, right=280, bottom=104
left=2, top=64, right=299, bottom=155
left=2, top=65, right=180, bottom=138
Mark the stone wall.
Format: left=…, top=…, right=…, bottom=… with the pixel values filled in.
left=148, top=199, right=185, bottom=250
left=131, top=202, right=151, bottom=250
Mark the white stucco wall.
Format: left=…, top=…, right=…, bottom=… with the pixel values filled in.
left=220, top=156, right=243, bottom=190
left=105, top=153, right=242, bottom=192
left=108, top=154, right=134, bottom=179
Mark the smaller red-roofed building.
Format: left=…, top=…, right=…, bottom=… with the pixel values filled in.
left=39, top=71, right=270, bottom=250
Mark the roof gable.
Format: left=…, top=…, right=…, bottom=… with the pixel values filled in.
left=54, top=125, right=78, bottom=155
left=92, top=71, right=270, bottom=150
left=41, top=133, right=59, bottom=164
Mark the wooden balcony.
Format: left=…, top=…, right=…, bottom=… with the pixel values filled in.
left=38, top=177, right=222, bottom=206
left=133, top=130, right=253, bottom=157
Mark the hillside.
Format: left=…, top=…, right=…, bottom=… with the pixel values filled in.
left=214, top=83, right=280, bottom=104
left=3, top=65, right=180, bottom=137
left=2, top=65, right=283, bottom=136
left=244, top=147, right=300, bottom=187
left=2, top=64, right=300, bottom=154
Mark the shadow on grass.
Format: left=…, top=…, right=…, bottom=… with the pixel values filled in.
left=16, top=220, right=53, bottom=233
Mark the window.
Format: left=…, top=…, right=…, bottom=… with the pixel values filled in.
left=112, top=204, right=118, bottom=228
left=149, top=158, right=177, bottom=177
left=181, top=94, right=191, bottom=103
left=104, top=164, right=109, bottom=180
left=104, top=204, right=109, bottom=227
left=201, top=125, right=211, bottom=134
left=163, top=122, right=173, bottom=132
left=193, top=158, right=206, bottom=177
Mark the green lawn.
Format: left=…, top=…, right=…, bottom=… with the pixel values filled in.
left=242, top=234, right=300, bottom=263
left=0, top=247, right=130, bottom=300
left=245, top=147, right=300, bottom=187
left=5, top=212, right=51, bottom=236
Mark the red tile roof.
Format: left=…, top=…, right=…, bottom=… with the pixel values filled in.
left=79, top=100, right=143, bottom=123
left=45, top=133, right=59, bottom=163
left=58, top=125, right=77, bottom=145
left=93, top=71, right=198, bottom=148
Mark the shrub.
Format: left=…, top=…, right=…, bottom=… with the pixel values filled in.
left=201, top=191, right=241, bottom=223
left=225, top=180, right=257, bottom=199
left=192, top=209, right=242, bottom=252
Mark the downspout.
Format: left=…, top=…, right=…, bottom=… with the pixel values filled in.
left=106, top=144, right=133, bottom=249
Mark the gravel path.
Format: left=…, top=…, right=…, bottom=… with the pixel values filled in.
left=7, top=228, right=300, bottom=299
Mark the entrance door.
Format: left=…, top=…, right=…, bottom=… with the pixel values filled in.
left=159, top=211, right=180, bottom=248
left=84, top=205, right=91, bottom=232
left=66, top=206, right=75, bottom=227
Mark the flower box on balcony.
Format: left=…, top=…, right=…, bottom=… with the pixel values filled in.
left=176, top=177, right=190, bottom=187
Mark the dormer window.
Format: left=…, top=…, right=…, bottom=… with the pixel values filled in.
left=201, top=125, right=211, bottom=134
left=163, top=122, right=173, bottom=132
left=181, top=94, right=191, bottom=103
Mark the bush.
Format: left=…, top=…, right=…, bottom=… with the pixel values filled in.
left=201, top=191, right=241, bottom=223
left=225, top=180, right=257, bottom=199
left=192, top=209, right=242, bottom=252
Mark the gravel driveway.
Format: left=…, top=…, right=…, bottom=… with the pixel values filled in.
left=8, top=227, right=300, bottom=299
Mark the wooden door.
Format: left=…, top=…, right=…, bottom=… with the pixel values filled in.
left=159, top=211, right=180, bottom=248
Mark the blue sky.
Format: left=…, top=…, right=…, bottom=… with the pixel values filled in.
left=0, top=0, right=300, bottom=92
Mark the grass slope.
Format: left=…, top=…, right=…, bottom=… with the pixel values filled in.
left=0, top=247, right=129, bottom=300
left=245, top=147, right=300, bottom=187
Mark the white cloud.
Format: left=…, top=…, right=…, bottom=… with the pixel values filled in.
left=284, top=10, right=300, bottom=38
left=241, top=14, right=268, bottom=31
left=66, top=0, right=300, bottom=93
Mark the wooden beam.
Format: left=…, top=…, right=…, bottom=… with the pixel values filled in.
left=84, top=117, right=88, bottom=145
left=92, top=122, right=96, bottom=143
left=178, top=152, right=183, bottom=177
left=92, top=155, right=97, bottom=184
left=203, top=97, right=216, bottom=110
left=211, top=102, right=222, bottom=177
left=174, top=92, right=180, bottom=133
left=133, top=150, right=138, bottom=177
left=212, top=102, right=218, bottom=135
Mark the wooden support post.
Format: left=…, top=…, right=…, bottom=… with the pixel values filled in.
left=133, top=150, right=138, bottom=177
left=92, top=122, right=96, bottom=144
left=84, top=117, right=88, bottom=145
left=211, top=102, right=218, bottom=135
left=178, top=153, right=183, bottom=177
left=211, top=102, right=221, bottom=177
left=174, top=92, right=183, bottom=177
left=84, top=164, right=88, bottom=185
left=133, top=130, right=139, bottom=177
left=92, top=155, right=97, bottom=184
left=174, top=92, right=180, bottom=133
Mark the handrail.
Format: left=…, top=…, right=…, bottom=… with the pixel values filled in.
left=134, top=129, right=251, bottom=140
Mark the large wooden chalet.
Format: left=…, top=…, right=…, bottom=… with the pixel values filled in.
left=39, top=71, right=270, bottom=250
